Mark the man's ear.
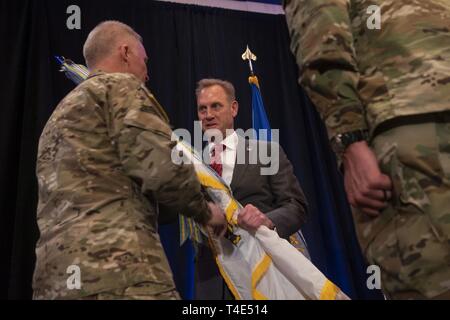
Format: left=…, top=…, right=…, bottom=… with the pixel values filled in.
left=119, top=44, right=130, bottom=64
left=231, top=101, right=239, bottom=118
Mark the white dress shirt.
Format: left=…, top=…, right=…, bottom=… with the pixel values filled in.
left=208, top=130, right=238, bottom=186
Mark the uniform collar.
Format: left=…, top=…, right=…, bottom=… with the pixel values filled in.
left=86, top=69, right=105, bottom=80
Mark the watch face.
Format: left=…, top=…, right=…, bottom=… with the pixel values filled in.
left=332, top=130, right=368, bottom=154
left=342, top=134, right=352, bottom=148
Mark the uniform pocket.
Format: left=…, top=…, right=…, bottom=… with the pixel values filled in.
left=388, top=141, right=449, bottom=296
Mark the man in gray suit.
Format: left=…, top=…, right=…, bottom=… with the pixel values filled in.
left=194, top=78, right=308, bottom=299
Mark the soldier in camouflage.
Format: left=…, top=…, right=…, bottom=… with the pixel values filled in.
left=284, top=0, right=450, bottom=299
left=32, top=21, right=227, bottom=300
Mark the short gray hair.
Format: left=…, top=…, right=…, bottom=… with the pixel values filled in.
left=83, top=20, right=142, bottom=69
left=195, top=78, right=236, bottom=102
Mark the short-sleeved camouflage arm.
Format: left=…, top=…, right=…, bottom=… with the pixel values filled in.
left=106, top=75, right=211, bottom=224
left=284, top=0, right=368, bottom=140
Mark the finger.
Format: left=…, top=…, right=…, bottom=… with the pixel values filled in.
left=354, top=194, right=388, bottom=210
left=369, top=174, right=393, bottom=191
left=239, top=207, right=249, bottom=218
left=237, top=215, right=250, bottom=229
left=362, top=188, right=388, bottom=201
left=249, top=206, right=263, bottom=216
left=238, top=208, right=253, bottom=222
left=240, top=214, right=257, bottom=229
left=253, top=215, right=267, bottom=229
left=237, top=211, right=247, bottom=224
left=379, top=189, right=393, bottom=201
left=360, top=206, right=381, bottom=217
left=237, top=213, right=246, bottom=226
left=244, top=204, right=256, bottom=210
left=241, top=218, right=255, bottom=229
left=240, top=210, right=259, bottom=225
left=254, top=217, right=266, bottom=229
left=260, top=215, right=271, bottom=227
left=237, top=219, right=251, bottom=231
left=248, top=213, right=262, bottom=226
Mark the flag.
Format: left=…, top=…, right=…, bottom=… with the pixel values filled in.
left=54, top=56, right=89, bottom=84
left=249, top=75, right=271, bottom=141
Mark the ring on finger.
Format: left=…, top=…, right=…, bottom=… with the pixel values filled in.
left=382, top=189, right=388, bottom=201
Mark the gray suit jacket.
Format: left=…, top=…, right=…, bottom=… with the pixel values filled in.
left=195, top=135, right=308, bottom=299
left=230, top=136, right=307, bottom=238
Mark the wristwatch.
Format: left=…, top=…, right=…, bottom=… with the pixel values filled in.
left=331, top=129, right=369, bottom=155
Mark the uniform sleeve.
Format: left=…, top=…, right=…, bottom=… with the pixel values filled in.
left=107, top=77, right=211, bottom=224
left=284, top=0, right=368, bottom=140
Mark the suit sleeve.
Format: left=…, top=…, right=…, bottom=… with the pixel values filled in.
left=107, top=77, right=211, bottom=224
left=284, top=0, right=368, bottom=141
left=265, top=143, right=308, bottom=239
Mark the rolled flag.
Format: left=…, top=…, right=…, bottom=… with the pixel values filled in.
left=54, top=56, right=89, bottom=85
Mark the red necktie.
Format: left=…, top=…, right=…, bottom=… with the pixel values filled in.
left=210, top=144, right=226, bottom=176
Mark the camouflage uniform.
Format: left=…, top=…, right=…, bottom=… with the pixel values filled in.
left=33, top=71, right=211, bottom=299
left=284, top=0, right=450, bottom=298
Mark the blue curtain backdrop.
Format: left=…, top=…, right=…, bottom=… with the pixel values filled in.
left=0, top=0, right=383, bottom=299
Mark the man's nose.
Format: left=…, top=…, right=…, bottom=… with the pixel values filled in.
left=205, top=108, right=215, bottom=119
left=144, top=74, right=149, bottom=82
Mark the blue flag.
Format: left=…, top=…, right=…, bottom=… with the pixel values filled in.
left=249, top=76, right=272, bottom=141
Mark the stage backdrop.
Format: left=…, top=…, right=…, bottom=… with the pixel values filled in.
left=0, top=0, right=383, bottom=299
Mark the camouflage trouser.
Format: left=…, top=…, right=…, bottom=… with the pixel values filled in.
left=352, top=114, right=450, bottom=299
left=81, top=282, right=180, bottom=300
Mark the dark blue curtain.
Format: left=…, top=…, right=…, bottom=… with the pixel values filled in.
left=0, top=0, right=383, bottom=299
